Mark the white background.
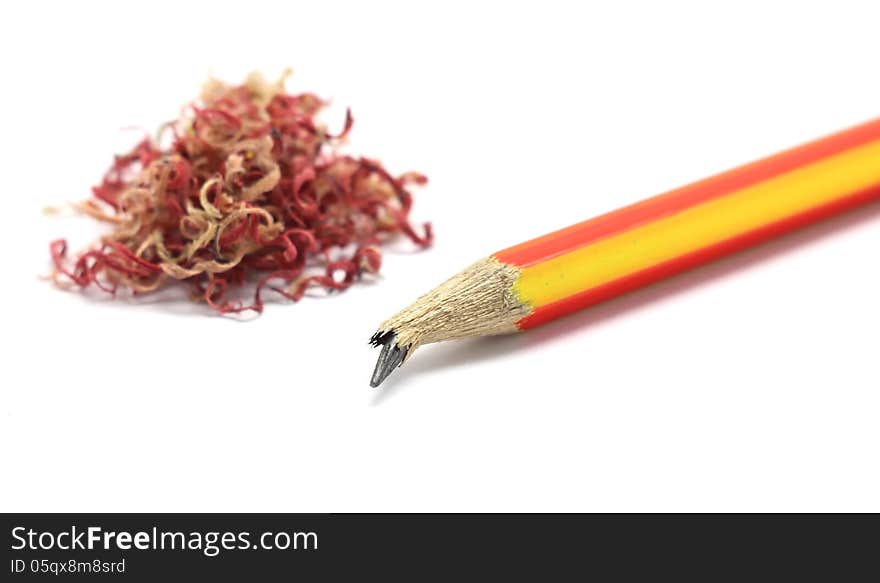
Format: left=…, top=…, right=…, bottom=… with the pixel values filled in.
left=2, top=1, right=879, bottom=511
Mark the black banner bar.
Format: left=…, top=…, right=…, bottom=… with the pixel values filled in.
left=1, top=514, right=876, bottom=580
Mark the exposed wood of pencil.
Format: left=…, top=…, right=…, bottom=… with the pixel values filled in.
left=369, top=257, right=529, bottom=387
left=370, top=118, right=880, bottom=387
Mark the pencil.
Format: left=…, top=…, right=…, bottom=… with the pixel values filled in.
left=369, top=118, right=880, bottom=387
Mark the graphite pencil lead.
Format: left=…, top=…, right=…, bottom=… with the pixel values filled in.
left=370, top=332, right=408, bottom=388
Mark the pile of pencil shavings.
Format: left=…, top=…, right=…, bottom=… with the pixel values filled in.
left=50, top=71, right=432, bottom=313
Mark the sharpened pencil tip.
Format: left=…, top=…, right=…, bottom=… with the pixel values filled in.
left=370, top=331, right=408, bottom=387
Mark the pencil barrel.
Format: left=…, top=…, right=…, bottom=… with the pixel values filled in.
left=494, top=119, right=880, bottom=329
